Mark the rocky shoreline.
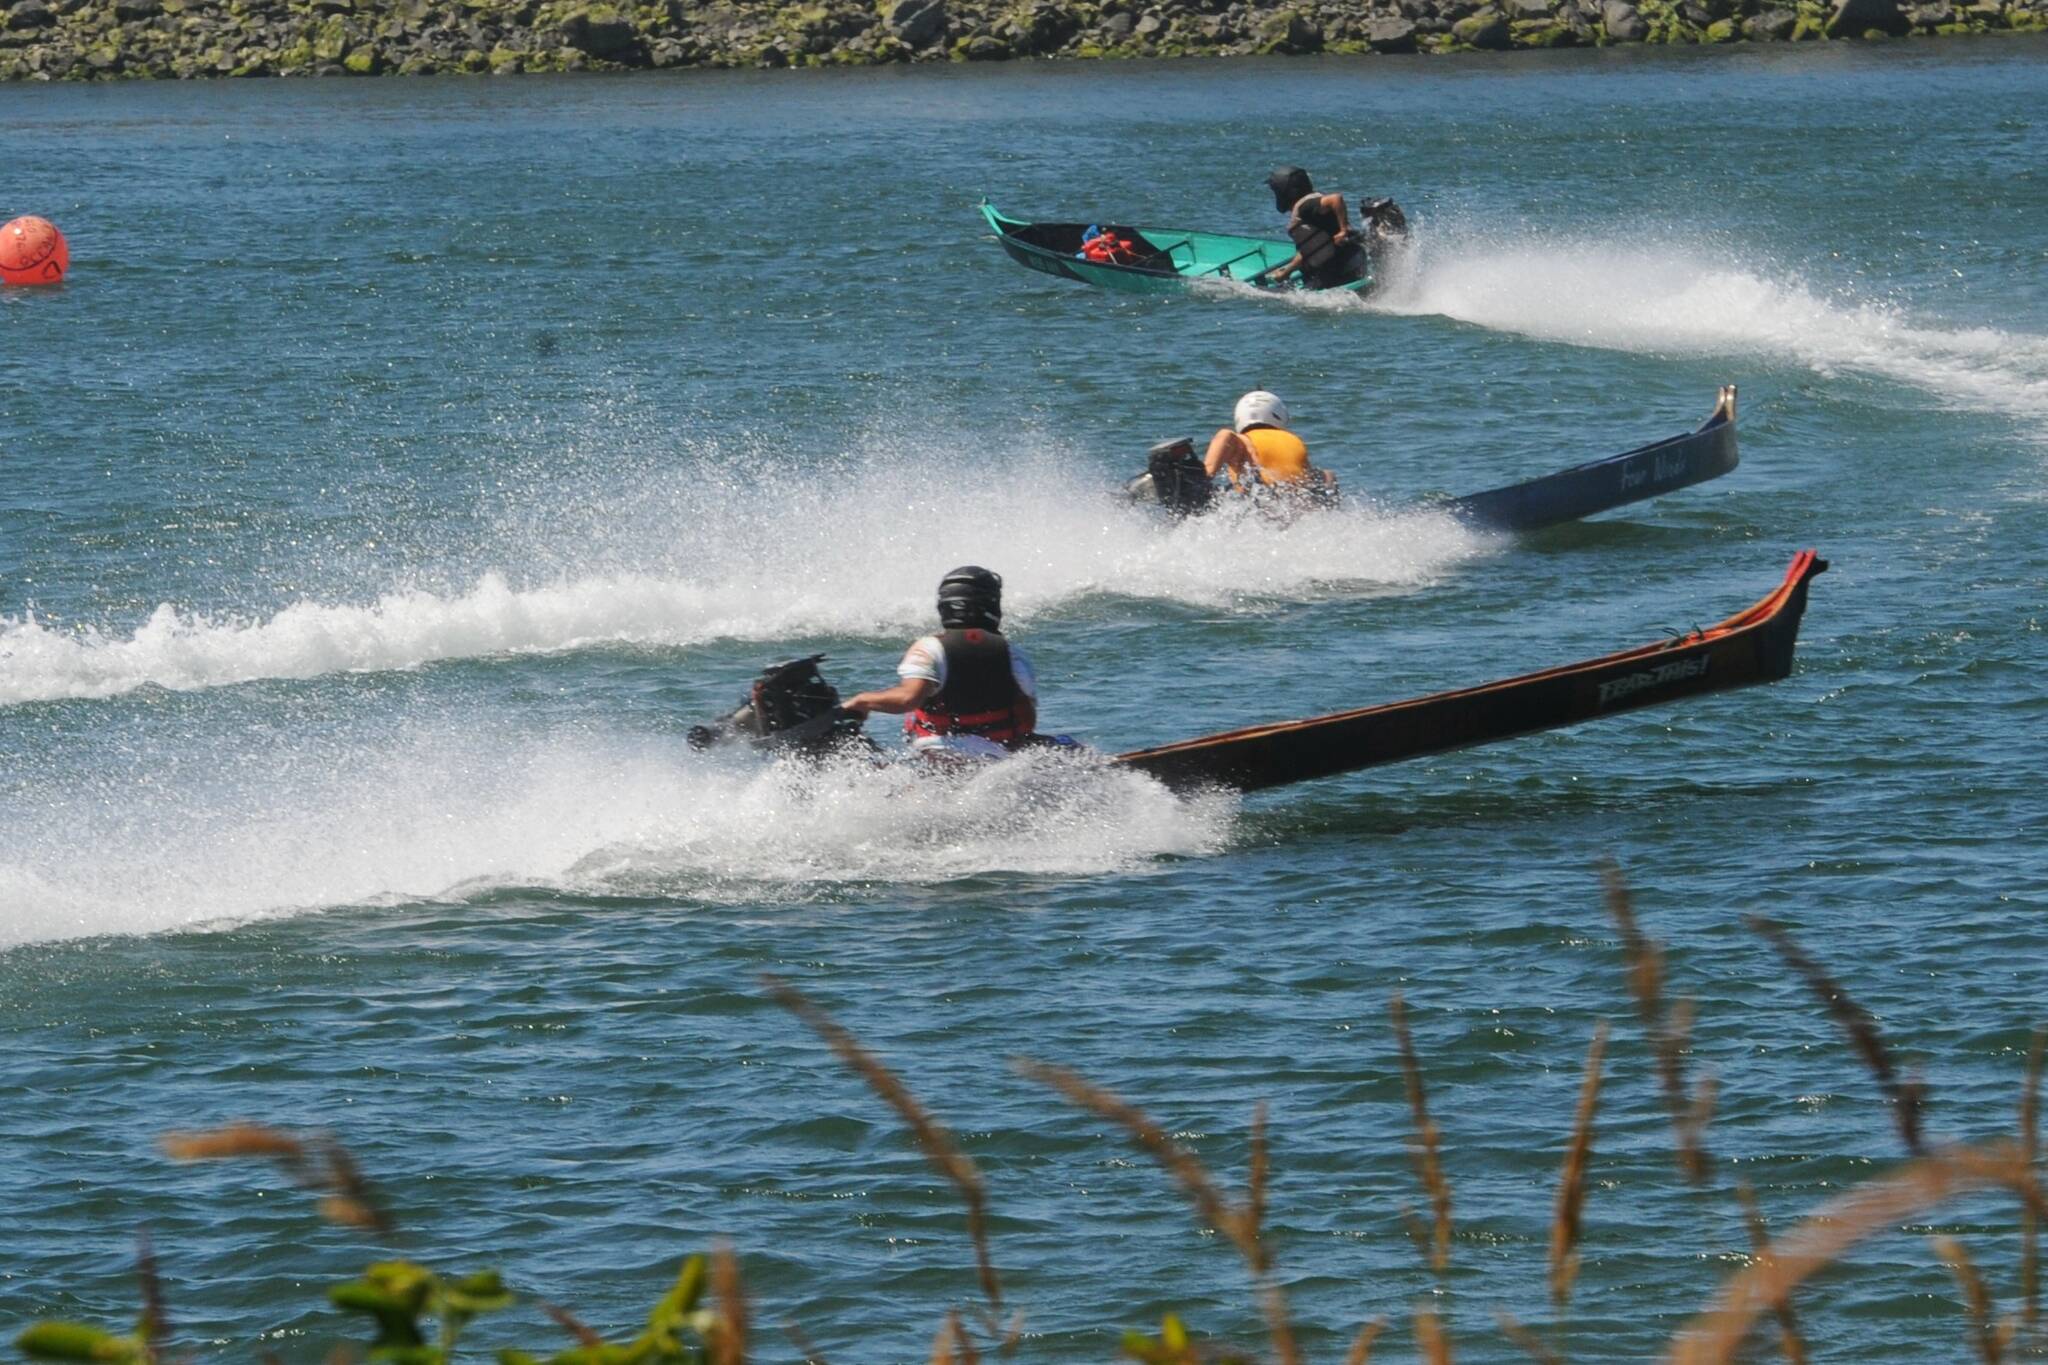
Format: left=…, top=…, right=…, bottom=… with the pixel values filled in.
left=1, top=0, right=2042, bottom=80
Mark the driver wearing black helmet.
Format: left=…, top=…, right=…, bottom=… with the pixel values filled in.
left=841, top=566, right=1039, bottom=759
left=1252, top=165, right=1368, bottom=290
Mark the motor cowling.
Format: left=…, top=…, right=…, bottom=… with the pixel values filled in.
left=1127, top=436, right=1215, bottom=518
left=687, top=655, right=869, bottom=755
left=1360, top=197, right=1409, bottom=250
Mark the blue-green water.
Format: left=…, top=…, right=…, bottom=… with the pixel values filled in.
left=4, top=42, right=2047, bottom=1360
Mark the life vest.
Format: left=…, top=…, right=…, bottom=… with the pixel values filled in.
left=1287, top=194, right=1367, bottom=288
left=1235, top=426, right=1313, bottom=485
left=1080, top=228, right=1142, bottom=266
left=906, top=628, right=1027, bottom=745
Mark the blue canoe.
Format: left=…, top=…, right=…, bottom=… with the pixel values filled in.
left=1445, top=386, right=1740, bottom=533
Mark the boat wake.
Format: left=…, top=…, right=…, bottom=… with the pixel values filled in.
left=0, top=725, right=1233, bottom=948
left=0, top=439, right=1488, bottom=706
left=1367, top=225, right=2048, bottom=426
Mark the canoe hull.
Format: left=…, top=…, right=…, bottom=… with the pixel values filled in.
left=1114, top=551, right=1824, bottom=793
left=1445, top=386, right=1741, bottom=534
left=982, top=201, right=1377, bottom=297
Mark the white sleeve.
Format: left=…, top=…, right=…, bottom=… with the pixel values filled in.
left=1008, top=644, right=1037, bottom=700
left=897, top=636, right=945, bottom=686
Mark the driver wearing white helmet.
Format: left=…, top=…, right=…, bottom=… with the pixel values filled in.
left=1203, top=390, right=1338, bottom=500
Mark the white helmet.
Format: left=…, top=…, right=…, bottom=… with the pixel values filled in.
left=1233, top=390, right=1289, bottom=433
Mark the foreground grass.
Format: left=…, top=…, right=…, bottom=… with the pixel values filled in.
left=15, top=866, right=2047, bottom=1363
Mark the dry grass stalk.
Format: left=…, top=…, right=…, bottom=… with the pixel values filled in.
left=1414, top=1305, right=1453, bottom=1365
left=160, top=1125, right=393, bottom=1234
left=1248, top=1101, right=1270, bottom=1273
left=541, top=1301, right=604, bottom=1349
left=1732, top=1182, right=1809, bottom=1365
left=1602, top=865, right=1711, bottom=1181
left=313, top=1141, right=394, bottom=1235
left=710, top=1242, right=748, bottom=1365
left=764, top=975, right=1003, bottom=1313
left=1343, top=1317, right=1387, bottom=1365
left=2022, top=1027, right=2045, bottom=1335
left=1493, top=1310, right=1562, bottom=1365
left=1390, top=995, right=1454, bottom=1275
left=160, top=1124, right=307, bottom=1163
left=927, top=1310, right=981, bottom=1365
left=1745, top=915, right=1926, bottom=1155
left=135, top=1228, right=166, bottom=1365
left=993, top=1309, right=1024, bottom=1357
left=1549, top=1023, right=1609, bottom=1310
left=1931, top=1235, right=2004, bottom=1364
left=928, top=1312, right=958, bottom=1365
left=1013, top=1058, right=1299, bottom=1365
left=782, top=1322, right=830, bottom=1364
left=1670, top=1142, right=2048, bottom=1364
left=1015, top=1059, right=1246, bottom=1256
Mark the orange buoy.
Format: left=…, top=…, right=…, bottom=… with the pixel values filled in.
left=0, top=216, right=69, bottom=286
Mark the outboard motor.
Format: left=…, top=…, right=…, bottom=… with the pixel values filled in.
left=1359, top=197, right=1409, bottom=251
left=1125, top=436, right=1216, bottom=517
left=686, top=654, right=871, bottom=756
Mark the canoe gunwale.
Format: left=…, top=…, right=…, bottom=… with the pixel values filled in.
left=1112, top=550, right=1825, bottom=793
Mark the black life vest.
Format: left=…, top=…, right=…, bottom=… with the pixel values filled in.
left=907, top=628, right=1026, bottom=743
left=1288, top=194, right=1367, bottom=288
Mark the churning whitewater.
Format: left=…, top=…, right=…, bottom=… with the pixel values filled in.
left=1368, top=221, right=2048, bottom=428
left=0, top=440, right=1487, bottom=706
left=0, top=721, right=1234, bottom=947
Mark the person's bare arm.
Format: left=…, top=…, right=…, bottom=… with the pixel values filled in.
left=842, top=677, right=936, bottom=716
left=1326, top=192, right=1353, bottom=244
left=1255, top=251, right=1303, bottom=285
left=1204, top=428, right=1252, bottom=480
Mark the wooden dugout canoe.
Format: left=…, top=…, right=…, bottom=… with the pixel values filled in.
left=1113, top=551, right=1825, bottom=793
left=1444, top=386, right=1741, bottom=534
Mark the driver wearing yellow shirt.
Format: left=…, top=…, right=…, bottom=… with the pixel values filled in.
left=1202, top=390, right=1337, bottom=500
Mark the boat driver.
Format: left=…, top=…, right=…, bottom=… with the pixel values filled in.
left=1252, top=166, right=1367, bottom=290
left=841, top=566, right=1039, bottom=759
left=1203, top=390, right=1339, bottom=501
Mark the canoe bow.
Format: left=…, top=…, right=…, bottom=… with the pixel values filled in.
left=1113, top=551, right=1826, bottom=793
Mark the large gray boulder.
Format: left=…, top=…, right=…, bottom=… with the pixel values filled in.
left=1507, top=0, right=1554, bottom=19
left=1743, top=6, right=1797, bottom=34
left=1452, top=5, right=1512, bottom=43
left=889, top=0, right=946, bottom=45
left=1365, top=14, right=1420, bottom=47
left=1602, top=0, right=1649, bottom=36
left=5, top=0, right=56, bottom=30
left=1826, top=0, right=1909, bottom=31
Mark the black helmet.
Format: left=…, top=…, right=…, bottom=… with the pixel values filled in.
left=937, top=565, right=1002, bottom=630
left=1267, top=165, right=1314, bottom=212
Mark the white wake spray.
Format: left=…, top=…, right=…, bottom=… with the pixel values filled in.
left=1364, top=223, right=2048, bottom=425
left=0, top=726, right=1233, bottom=947
left=0, top=439, right=1488, bottom=706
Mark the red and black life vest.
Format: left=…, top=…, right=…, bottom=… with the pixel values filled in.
left=906, top=628, right=1026, bottom=744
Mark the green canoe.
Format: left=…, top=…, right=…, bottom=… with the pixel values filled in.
left=980, top=200, right=1386, bottom=297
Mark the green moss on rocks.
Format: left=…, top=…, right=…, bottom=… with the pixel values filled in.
left=1451, top=5, right=1512, bottom=44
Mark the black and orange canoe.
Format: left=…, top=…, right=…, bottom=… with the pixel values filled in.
left=1113, top=551, right=1826, bottom=793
